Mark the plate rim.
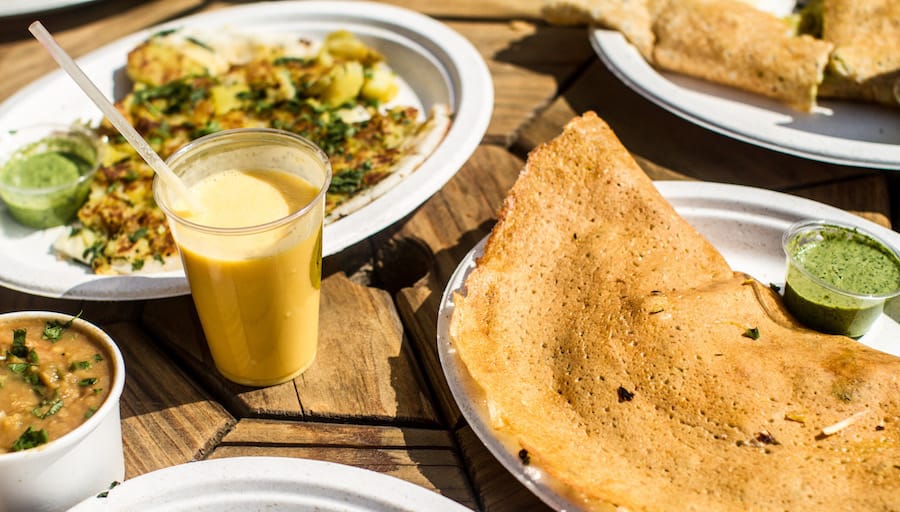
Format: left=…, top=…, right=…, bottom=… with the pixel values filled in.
left=68, top=456, right=472, bottom=511
left=436, top=180, right=900, bottom=511
left=0, top=0, right=492, bottom=300
left=589, top=28, right=900, bottom=170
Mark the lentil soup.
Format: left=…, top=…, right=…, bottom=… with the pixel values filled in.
left=0, top=315, right=112, bottom=454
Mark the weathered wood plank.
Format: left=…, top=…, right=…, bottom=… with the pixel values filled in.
left=456, top=426, right=552, bottom=512
left=143, top=273, right=438, bottom=424
left=514, top=60, right=877, bottom=190
left=105, top=322, right=234, bottom=478
left=391, top=145, right=523, bottom=428
left=0, top=0, right=204, bottom=102
left=448, top=20, right=595, bottom=146
left=213, top=419, right=477, bottom=509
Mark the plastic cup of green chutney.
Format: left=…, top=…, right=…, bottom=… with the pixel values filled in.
left=0, top=124, right=101, bottom=229
left=782, top=219, right=900, bottom=338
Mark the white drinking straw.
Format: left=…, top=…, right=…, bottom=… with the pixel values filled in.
left=28, top=21, right=201, bottom=212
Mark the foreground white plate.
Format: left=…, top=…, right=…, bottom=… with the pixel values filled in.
left=590, top=29, right=900, bottom=170
left=0, top=1, right=491, bottom=300
left=437, top=181, right=900, bottom=511
left=69, top=456, right=472, bottom=511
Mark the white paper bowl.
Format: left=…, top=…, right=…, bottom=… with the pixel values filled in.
left=0, top=311, right=125, bottom=512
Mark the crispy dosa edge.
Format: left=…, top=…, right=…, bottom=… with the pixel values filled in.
left=817, top=0, right=900, bottom=107
left=541, top=0, right=657, bottom=60
left=651, top=0, right=833, bottom=111
left=450, top=112, right=900, bottom=511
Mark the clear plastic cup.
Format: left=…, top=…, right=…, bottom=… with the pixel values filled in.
left=154, top=129, right=331, bottom=386
left=782, top=219, right=900, bottom=338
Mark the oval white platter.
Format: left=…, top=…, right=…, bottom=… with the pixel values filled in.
left=590, top=29, right=900, bottom=170
left=0, top=1, right=492, bottom=300
left=437, top=181, right=900, bottom=511
left=68, top=456, right=473, bottom=511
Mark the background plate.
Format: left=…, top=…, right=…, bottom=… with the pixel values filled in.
left=69, top=456, right=472, bottom=511
left=590, top=29, right=900, bottom=170
left=0, top=1, right=491, bottom=300
left=0, top=0, right=100, bottom=17
left=437, top=181, right=900, bottom=511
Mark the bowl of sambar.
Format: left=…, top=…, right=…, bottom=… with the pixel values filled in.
left=0, top=311, right=125, bottom=512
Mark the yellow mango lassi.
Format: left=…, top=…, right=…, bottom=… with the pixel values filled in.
left=155, top=129, right=331, bottom=386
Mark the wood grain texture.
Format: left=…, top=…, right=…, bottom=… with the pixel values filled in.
left=0, top=0, right=204, bottom=101
left=105, top=322, right=234, bottom=478
left=214, top=419, right=477, bottom=508
left=448, top=20, right=595, bottom=146
left=515, top=60, right=880, bottom=190
left=456, top=426, right=553, bottom=512
left=143, top=273, right=438, bottom=424
left=391, top=145, right=524, bottom=427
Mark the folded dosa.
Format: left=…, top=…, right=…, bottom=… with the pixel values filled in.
left=541, top=0, right=658, bottom=59
left=651, top=0, right=833, bottom=111
left=450, top=112, right=900, bottom=511
left=817, top=0, right=900, bottom=107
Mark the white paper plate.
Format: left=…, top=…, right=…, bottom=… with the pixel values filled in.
left=0, top=1, right=491, bottom=300
left=436, top=181, right=900, bottom=511
left=69, top=456, right=472, bottom=511
left=590, top=29, right=900, bottom=170
left=0, top=0, right=99, bottom=17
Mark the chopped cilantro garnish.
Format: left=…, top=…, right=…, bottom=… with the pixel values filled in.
left=12, top=426, right=49, bottom=451
left=186, top=36, right=212, bottom=51
left=85, top=406, right=98, bottom=419
left=33, top=397, right=63, bottom=419
left=79, top=377, right=98, bottom=387
left=70, top=360, right=92, bottom=371
left=6, top=362, right=29, bottom=375
left=743, top=327, right=761, bottom=340
left=96, top=480, right=121, bottom=498
left=43, top=312, right=82, bottom=342
left=151, top=28, right=178, bottom=38
left=9, top=328, right=28, bottom=358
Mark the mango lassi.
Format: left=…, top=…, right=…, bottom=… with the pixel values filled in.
left=179, top=170, right=322, bottom=385
left=155, top=129, right=331, bottom=386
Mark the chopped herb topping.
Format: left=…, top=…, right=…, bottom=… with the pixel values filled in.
left=96, top=480, right=121, bottom=499
left=743, top=327, right=760, bottom=340
left=9, top=328, right=28, bottom=358
left=128, top=227, right=148, bottom=243
left=33, top=397, right=63, bottom=419
left=70, top=360, right=93, bottom=371
left=12, top=426, right=49, bottom=451
left=43, top=312, right=82, bottom=342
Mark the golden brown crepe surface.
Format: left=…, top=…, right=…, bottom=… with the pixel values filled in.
left=541, top=0, right=657, bottom=59
left=651, top=0, right=833, bottom=111
left=450, top=112, right=900, bottom=511
left=818, top=0, right=900, bottom=106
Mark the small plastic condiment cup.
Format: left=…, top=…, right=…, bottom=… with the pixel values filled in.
left=0, top=311, right=125, bottom=512
left=0, top=124, right=101, bottom=229
left=781, top=219, right=900, bottom=338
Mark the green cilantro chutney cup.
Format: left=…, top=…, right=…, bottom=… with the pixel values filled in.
left=0, top=124, right=101, bottom=229
left=782, top=219, right=900, bottom=338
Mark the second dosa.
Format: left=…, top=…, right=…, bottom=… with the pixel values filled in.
left=450, top=112, right=900, bottom=511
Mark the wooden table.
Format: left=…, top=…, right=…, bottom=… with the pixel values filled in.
left=0, top=1, right=895, bottom=510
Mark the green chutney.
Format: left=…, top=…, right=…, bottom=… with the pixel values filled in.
left=0, top=131, right=98, bottom=229
left=783, top=223, right=900, bottom=338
